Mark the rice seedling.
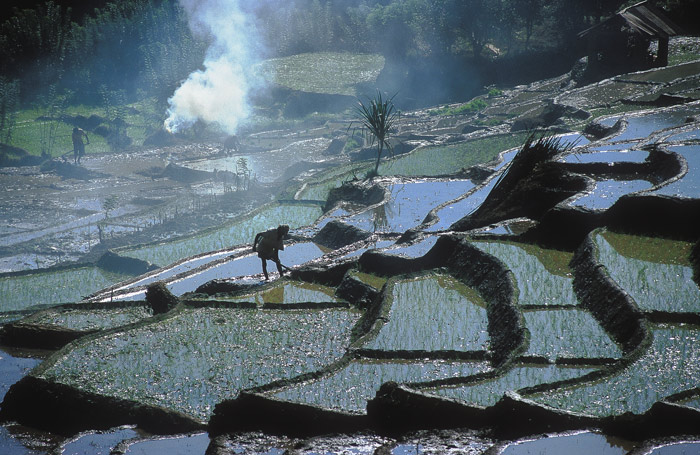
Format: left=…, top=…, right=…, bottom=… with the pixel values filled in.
left=362, top=274, right=489, bottom=352
left=427, top=364, right=595, bottom=408
left=523, top=309, right=622, bottom=361
left=472, top=241, right=577, bottom=306
left=272, top=358, right=491, bottom=414
left=26, top=305, right=152, bottom=332
left=121, top=204, right=322, bottom=267
left=39, top=306, right=362, bottom=420
left=0, top=267, right=130, bottom=311
left=526, top=324, right=700, bottom=416
left=594, top=231, right=700, bottom=313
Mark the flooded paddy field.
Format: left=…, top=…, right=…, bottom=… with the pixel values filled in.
left=1, top=56, right=700, bottom=454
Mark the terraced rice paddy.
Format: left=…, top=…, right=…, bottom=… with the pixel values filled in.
left=257, top=52, right=385, bottom=96
left=39, top=306, right=362, bottom=420
left=569, top=179, right=653, bottom=210
left=522, top=309, right=622, bottom=361
left=121, top=204, right=322, bottom=267
left=344, top=180, right=475, bottom=233
left=425, top=364, right=596, bottom=408
left=166, top=242, right=326, bottom=296
left=561, top=149, right=649, bottom=163
left=378, top=134, right=528, bottom=177
left=271, top=359, right=492, bottom=414
left=213, top=281, right=338, bottom=305
left=426, top=179, right=498, bottom=232
left=593, top=230, right=700, bottom=313
left=601, top=106, right=700, bottom=142
left=471, top=241, right=576, bottom=307
left=653, top=144, right=700, bottom=198
left=22, top=304, right=153, bottom=332
left=0, top=267, right=131, bottom=311
left=362, top=274, right=489, bottom=353
left=383, top=235, right=439, bottom=258
left=527, top=324, right=700, bottom=416
left=499, top=431, right=629, bottom=455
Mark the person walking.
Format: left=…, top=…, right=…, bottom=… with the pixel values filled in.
left=72, top=127, right=90, bottom=164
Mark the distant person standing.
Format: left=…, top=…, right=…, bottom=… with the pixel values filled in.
left=252, top=224, right=290, bottom=280
left=72, top=127, right=89, bottom=164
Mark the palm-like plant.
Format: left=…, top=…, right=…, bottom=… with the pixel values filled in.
left=355, top=91, right=399, bottom=177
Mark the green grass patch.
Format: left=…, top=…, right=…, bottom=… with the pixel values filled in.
left=256, top=52, right=385, bottom=97
left=378, top=133, right=529, bottom=177
left=8, top=100, right=164, bottom=157
left=601, top=231, right=693, bottom=266
left=348, top=270, right=388, bottom=291
left=429, top=98, right=488, bottom=116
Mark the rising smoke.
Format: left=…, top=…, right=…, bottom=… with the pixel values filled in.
left=164, top=0, right=264, bottom=135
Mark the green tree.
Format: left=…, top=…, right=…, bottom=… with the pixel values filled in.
left=355, top=91, right=399, bottom=177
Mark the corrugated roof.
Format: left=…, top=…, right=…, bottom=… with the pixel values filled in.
left=579, top=1, right=683, bottom=39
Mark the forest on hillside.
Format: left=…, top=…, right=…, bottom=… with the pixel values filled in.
left=0, top=0, right=698, bottom=120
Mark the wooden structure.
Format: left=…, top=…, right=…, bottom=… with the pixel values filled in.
left=579, top=1, right=684, bottom=78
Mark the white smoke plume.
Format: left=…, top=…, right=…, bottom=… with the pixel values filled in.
left=164, top=0, right=263, bottom=135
